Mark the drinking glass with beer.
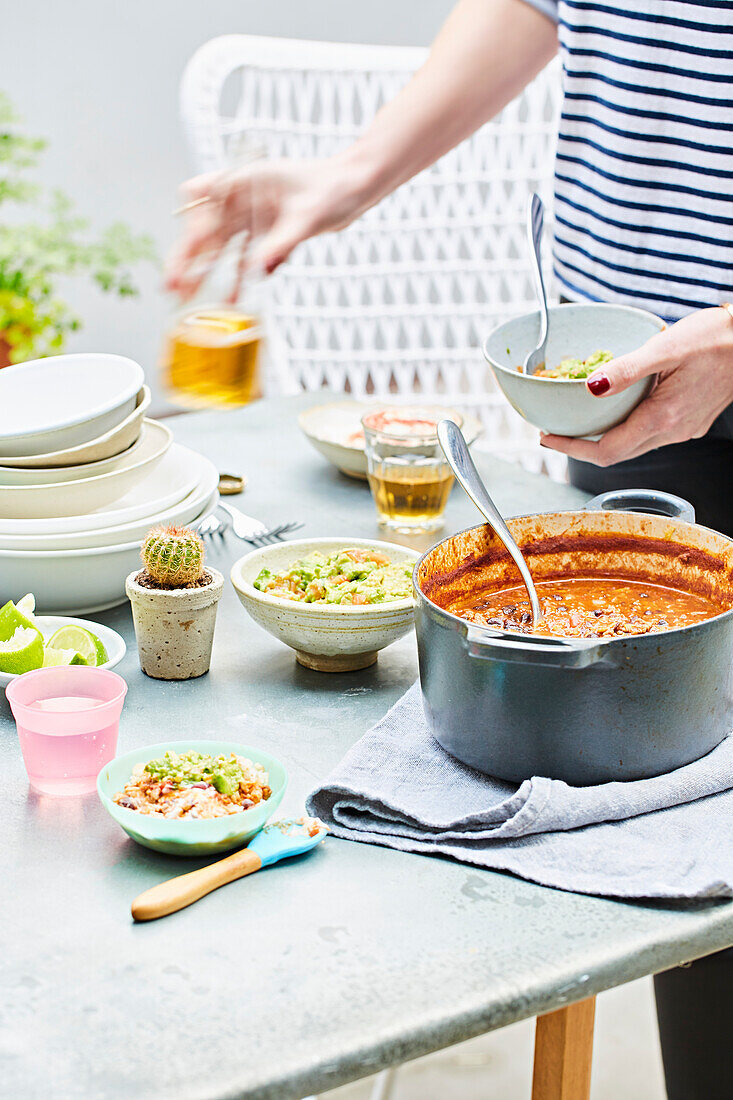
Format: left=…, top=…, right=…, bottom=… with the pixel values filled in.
left=163, top=139, right=266, bottom=410
left=362, top=407, right=456, bottom=534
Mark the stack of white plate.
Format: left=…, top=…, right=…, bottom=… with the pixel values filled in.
left=0, top=354, right=218, bottom=613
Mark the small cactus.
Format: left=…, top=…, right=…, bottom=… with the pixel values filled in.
left=141, top=525, right=205, bottom=587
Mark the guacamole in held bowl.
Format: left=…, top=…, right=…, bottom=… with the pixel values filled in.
left=253, top=548, right=414, bottom=606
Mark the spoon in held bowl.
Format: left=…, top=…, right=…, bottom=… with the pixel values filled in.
left=437, top=419, right=543, bottom=628
left=523, top=192, right=550, bottom=377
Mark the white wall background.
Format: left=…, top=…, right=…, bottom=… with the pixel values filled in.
left=4, top=0, right=451, bottom=409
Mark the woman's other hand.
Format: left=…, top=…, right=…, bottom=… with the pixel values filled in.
left=541, top=307, right=733, bottom=465
left=164, top=155, right=370, bottom=301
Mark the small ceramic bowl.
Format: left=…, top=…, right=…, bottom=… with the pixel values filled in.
left=483, top=303, right=665, bottom=438
left=97, top=739, right=288, bottom=856
left=298, top=400, right=484, bottom=480
left=230, top=537, right=421, bottom=672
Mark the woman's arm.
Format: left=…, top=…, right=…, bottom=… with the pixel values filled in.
left=540, top=307, right=733, bottom=464
left=166, top=0, right=557, bottom=297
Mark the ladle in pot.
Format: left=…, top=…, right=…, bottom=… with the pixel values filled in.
left=437, top=419, right=543, bottom=627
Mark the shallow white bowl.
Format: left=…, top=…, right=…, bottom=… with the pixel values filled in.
left=0, top=421, right=173, bottom=518
left=0, top=615, right=126, bottom=688
left=0, top=485, right=219, bottom=552
left=483, top=303, right=665, bottom=438
left=0, top=386, right=152, bottom=468
left=0, top=418, right=161, bottom=486
left=299, top=400, right=484, bottom=480
left=0, top=354, right=144, bottom=457
left=231, top=537, right=420, bottom=672
left=0, top=499, right=218, bottom=613
left=0, top=445, right=213, bottom=535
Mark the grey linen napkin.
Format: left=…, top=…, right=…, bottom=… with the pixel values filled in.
left=307, top=683, right=733, bottom=900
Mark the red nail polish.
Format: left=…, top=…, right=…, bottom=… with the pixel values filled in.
left=587, top=373, right=611, bottom=396
left=264, top=256, right=284, bottom=275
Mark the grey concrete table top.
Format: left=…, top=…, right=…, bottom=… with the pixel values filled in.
left=2, top=393, right=732, bottom=1100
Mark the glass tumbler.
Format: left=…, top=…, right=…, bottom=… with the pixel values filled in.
left=7, top=666, right=127, bottom=796
left=361, top=407, right=457, bottom=534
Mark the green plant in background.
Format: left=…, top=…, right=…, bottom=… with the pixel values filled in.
left=141, top=525, right=206, bottom=588
left=0, top=92, right=155, bottom=365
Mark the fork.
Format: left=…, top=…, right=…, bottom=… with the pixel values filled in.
left=197, top=512, right=229, bottom=540
left=210, top=501, right=303, bottom=546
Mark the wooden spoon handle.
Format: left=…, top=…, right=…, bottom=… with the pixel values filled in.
left=131, top=848, right=262, bottom=922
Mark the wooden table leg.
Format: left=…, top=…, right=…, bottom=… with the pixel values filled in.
left=531, top=996, right=596, bottom=1100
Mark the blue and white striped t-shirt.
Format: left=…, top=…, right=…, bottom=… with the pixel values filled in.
left=524, top=0, right=733, bottom=324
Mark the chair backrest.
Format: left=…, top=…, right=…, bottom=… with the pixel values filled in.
left=181, top=35, right=564, bottom=475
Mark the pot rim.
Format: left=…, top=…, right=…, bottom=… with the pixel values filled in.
left=413, top=511, right=733, bottom=646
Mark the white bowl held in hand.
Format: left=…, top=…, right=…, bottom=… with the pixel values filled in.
left=0, top=421, right=173, bottom=518
left=483, top=303, right=665, bottom=438
left=0, top=354, right=144, bottom=457
left=231, top=537, right=420, bottom=672
left=0, top=386, right=152, bottom=468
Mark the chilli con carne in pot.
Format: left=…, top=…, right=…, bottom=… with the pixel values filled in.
left=414, top=497, right=733, bottom=785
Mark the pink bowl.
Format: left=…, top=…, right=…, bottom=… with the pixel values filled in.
left=6, top=666, right=127, bottom=796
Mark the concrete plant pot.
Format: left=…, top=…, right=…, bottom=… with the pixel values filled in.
left=125, top=567, right=224, bottom=680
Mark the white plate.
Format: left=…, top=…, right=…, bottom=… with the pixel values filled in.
left=0, top=418, right=161, bottom=486
left=0, top=482, right=219, bottom=551
left=298, top=400, right=484, bottom=479
left=0, top=387, right=151, bottom=468
left=0, top=421, right=173, bottom=518
left=0, top=445, right=212, bottom=535
left=0, top=498, right=218, bottom=614
left=0, top=615, right=127, bottom=687
left=0, top=354, right=144, bottom=457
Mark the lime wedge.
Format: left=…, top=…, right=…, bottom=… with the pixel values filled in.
left=0, top=599, right=38, bottom=642
left=42, top=647, right=88, bottom=668
left=47, top=625, right=107, bottom=667
left=16, top=593, right=36, bottom=619
left=0, top=627, right=44, bottom=675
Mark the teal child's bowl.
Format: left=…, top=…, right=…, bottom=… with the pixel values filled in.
left=97, top=739, right=288, bottom=856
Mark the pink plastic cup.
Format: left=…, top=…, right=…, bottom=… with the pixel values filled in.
left=6, top=666, right=127, bottom=796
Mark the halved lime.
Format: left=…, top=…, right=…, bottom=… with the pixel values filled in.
left=47, top=625, right=107, bottom=667
left=0, top=599, right=38, bottom=642
left=0, top=627, right=44, bottom=675
left=42, top=647, right=88, bottom=668
left=16, top=593, right=36, bottom=619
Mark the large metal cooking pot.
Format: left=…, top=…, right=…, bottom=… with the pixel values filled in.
left=414, top=491, right=733, bottom=785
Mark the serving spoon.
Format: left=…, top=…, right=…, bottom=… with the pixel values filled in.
left=523, top=192, right=550, bottom=377
left=437, top=419, right=543, bottom=627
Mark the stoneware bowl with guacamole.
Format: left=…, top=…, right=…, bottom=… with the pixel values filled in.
left=483, top=302, right=665, bottom=438
left=97, top=740, right=287, bottom=856
left=231, top=537, right=420, bottom=672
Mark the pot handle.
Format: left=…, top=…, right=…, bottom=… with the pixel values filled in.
left=464, top=626, right=609, bottom=668
left=584, top=488, right=695, bottom=523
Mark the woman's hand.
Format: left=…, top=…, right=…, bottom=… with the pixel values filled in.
left=540, top=307, right=733, bottom=465
left=164, top=154, right=370, bottom=301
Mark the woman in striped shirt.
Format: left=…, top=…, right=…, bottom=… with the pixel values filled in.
left=169, top=6, right=731, bottom=1083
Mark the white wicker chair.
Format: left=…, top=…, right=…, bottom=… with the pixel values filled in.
left=181, top=35, right=564, bottom=477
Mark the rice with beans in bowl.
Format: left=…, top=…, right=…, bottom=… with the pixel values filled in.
left=113, top=750, right=271, bottom=820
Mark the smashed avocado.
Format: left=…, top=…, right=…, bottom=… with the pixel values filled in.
left=534, top=349, right=612, bottom=380
left=254, top=548, right=413, bottom=605
left=144, top=751, right=246, bottom=796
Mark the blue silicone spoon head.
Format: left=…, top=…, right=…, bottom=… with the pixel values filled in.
left=248, top=818, right=327, bottom=867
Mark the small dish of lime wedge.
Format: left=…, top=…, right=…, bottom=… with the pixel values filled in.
left=0, top=594, right=125, bottom=686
